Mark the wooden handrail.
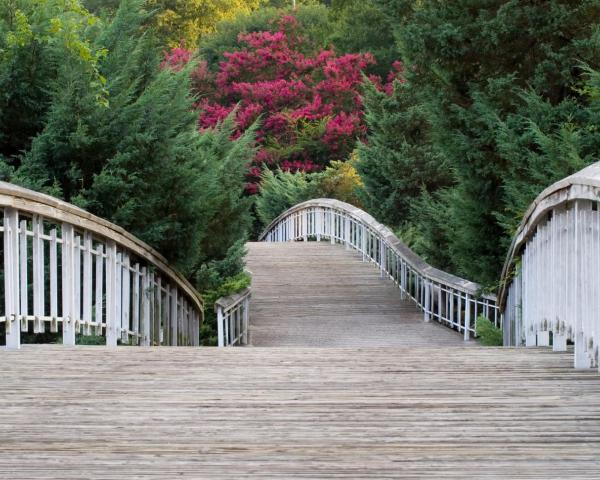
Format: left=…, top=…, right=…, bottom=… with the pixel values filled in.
left=215, top=287, right=251, bottom=347
left=499, top=161, right=600, bottom=372
left=1, top=182, right=203, bottom=348
left=259, top=199, right=499, bottom=339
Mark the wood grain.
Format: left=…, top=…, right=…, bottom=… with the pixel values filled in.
left=245, top=242, right=468, bottom=347
left=0, top=345, right=599, bottom=478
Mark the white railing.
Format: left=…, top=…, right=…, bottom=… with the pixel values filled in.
left=259, top=199, right=498, bottom=339
left=215, top=287, right=251, bottom=347
left=500, top=162, right=600, bottom=372
left=0, top=182, right=204, bottom=348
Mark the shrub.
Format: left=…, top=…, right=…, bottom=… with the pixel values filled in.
left=167, top=14, right=395, bottom=193
left=476, top=315, right=503, bottom=347
left=200, top=271, right=252, bottom=346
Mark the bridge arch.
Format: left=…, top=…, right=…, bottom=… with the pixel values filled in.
left=0, top=182, right=203, bottom=348
left=259, top=198, right=499, bottom=339
left=500, top=162, right=600, bottom=371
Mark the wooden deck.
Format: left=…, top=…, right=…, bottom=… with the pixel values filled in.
left=1, top=345, right=599, bottom=478
left=245, top=242, right=467, bottom=346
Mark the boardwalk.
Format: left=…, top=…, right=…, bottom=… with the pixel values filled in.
left=1, top=346, right=599, bottom=479
left=245, top=242, right=466, bottom=346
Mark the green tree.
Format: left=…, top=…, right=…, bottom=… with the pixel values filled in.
left=148, top=0, right=263, bottom=47
left=329, top=0, right=395, bottom=76
left=199, top=3, right=332, bottom=69
left=372, top=0, right=600, bottom=285
left=0, top=0, right=106, bottom=163
left=357, top=79, right=449, bottom=227
left=9, top=0, right=257, bottom=276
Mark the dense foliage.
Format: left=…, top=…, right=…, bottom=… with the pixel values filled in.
left=178, top=14, right=383, bottom=193
left=3, top=0, right=600, bottom=344
left=358, top=0, right=600, bottom=286
left=475, top=316, right=503, bottom=347
left=256, top=158, right=363, bottom=225
left=0, top=0, right=257, bottom=344
left=148, top=0, right=263, bottom=47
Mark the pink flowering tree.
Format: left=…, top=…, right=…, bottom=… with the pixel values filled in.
left=164, top=16, right=402, bottom=193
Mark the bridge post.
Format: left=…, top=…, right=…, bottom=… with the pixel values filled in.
left=423, top=281, right=430, bottom=322
left=217, top=306, right=224, bottom=347
left=464, top=294, right=471, bottom=341
left=105, top=240, right=118, bottom=347
left=575, top=332, right=591, bottom=369
left=344, top=217, right=350, bottom=250
left=330, top=211, right=335, bottom=244
left=141, top=267, right=151, bottom=346
left=400, top=261, right=406, bottom=300
left=4, top=208, right=20, bottom=349
left=537, top=329, right=550, bottom=347
left=316, top=208, right=322, bottom=241
left=33, top=215, right=45, bottom=334
left=61, top=223, right=76, bottom=346
left=170, top=286, right=178, bottom=346
left=361, top=225, right=366, bottom=261
left=379, top=239, right=384, bottom=277
left=553, top=328, right=567, bottom=352
left=573, top=201, right=591, bottom=368
left=243, top=296, right=249, bottom=345
left=302, top=210, right=308, bottom=241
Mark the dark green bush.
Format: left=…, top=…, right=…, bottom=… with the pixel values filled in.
left=476, top=315, right=503, bottom=347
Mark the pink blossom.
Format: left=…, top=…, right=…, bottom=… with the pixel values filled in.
left=163, top=14, right=403, bottom=192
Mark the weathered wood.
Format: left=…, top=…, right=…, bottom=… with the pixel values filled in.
left=0, top=181, right=203, bottom=311
left=215, top=288, right=251, bottom=347
left=501, top=163, right=600, bottom=371
left=246, top=242, right=469, bottom=347
left=1, top=182, right=203, bottom=348
left=0, top=345, right=599, bottom=479
left=3, top=208, right=20, bottom=348
left=257, top=201, right=498, bottom=339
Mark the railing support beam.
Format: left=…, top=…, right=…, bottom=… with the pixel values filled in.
left=4, top=208, right=20, bottom=349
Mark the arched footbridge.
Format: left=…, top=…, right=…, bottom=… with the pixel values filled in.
left=1, top=165, right=600, bottom=478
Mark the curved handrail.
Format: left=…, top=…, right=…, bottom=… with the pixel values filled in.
left=215, top=287, right=251, bottom=347
left=1, top=181, right=203, bottom=348
left=498, top=162, right=600, bottom=308
left=0, top=182, right=203, bottom=311
left=499, top=161, right=600, bottom=371
left=260, top=198, right=499, bottom=338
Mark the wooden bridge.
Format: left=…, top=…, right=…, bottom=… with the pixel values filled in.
left=245, top=241, right=467, bottom=347
left=2, top=166, right=600, bottom=478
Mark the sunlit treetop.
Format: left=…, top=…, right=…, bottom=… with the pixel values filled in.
left=0, top=0, right=108, bottom=105
left=148, top=0, right=266, bottom=47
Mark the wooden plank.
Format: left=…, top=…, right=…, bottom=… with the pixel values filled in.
left=49, top=228, right=58, bottom=333
left=105, top=241, right=118, bottom=347
left=3, top=208, right=20, bottom=347
left=246, top=242, right=469, bottom=347
left=0, top=345, right=599, bottom=479
left=61, top=223, right=75, bottom=346
left=19, top=219, right=28, bottom=332
left=73, top=235, right=81, bottom=334
left=83, top=232, right=92, bottom=336
left=132, top=263, right=140, bottom=344
left=121, top=254, right=130, bottom=343
left=94, top=243, right=104, bottom=336
left=32, top=215, right=45, bottom=334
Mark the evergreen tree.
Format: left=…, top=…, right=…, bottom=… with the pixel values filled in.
left=329, top=0, right=395, bottom=76
left=372, top=0, right=600, bottom=285
left=357, top=79, right=449, bottom=227
left=8, top=0, right=257, bottom=276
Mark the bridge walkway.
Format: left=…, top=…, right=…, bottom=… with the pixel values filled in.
left=245, top=242, right=467, bottom=347
left=1, top=346, right=599, bottom=478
